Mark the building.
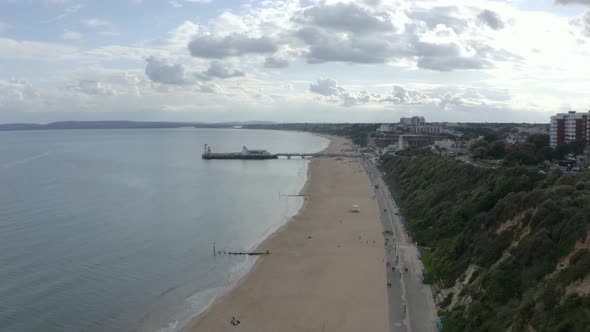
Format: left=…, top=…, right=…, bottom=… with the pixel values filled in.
left=375, top=134, right=432, bottom=148
left=416, top=125, right=442, bottom=135
left=434, top=139, right=455, bottom=150
left=400, top=116, right=425, bottom=127
left=550, top=111, right=590, bottom=147
left=377, top=124, right=393, bottom=132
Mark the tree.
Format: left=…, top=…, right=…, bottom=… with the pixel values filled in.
left=573, top=139, right=586, bottom=155
left=503, top=150, right=538, bottom=166
left=488, top=140, right=507, bottom=159
left=527, top=133, right=550, bottom=150
left=538, top=146, right=555, bottom=162
left=472, top=146, right=488, bottom=160
left=484, top=132, right=500, bottom=143
left=555, top=143, right=576, bottom=160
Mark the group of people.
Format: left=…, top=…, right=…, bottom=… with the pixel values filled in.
left=230, top=317, right=241, bottom=326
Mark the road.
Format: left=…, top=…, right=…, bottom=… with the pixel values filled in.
left=361, top=159, right=438, bottom=332
left=457, top=155, right=497, bottom=169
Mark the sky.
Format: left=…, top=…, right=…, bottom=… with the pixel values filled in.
left=0, top=0, right=589, bottom=124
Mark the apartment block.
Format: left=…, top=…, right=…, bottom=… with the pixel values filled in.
left=550, top=111, right=590, bottom=147
left=400, top=116, right=425, bottom=126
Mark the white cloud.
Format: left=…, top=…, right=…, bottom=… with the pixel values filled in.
left=0, top=22, right=10, bottom=33
left=299, top=2, right=395, bottom=34
left=264, top=56, right=289, bottom=68
left=478, top=9, right=505, bottom=30
left=42, top=3, right=82, bottom=23
left=99, top=31, right=121, bottom=37
left=0, top=79, right=40, bottom=105
left=188, top=34, right=278, bottom=58
left=61, top=29, right=82, bottom=40
left=83, top=19, right=111, bottom=27
left=554, top=0, right=590, bottom=5
left=69, top=80, right=116, bottom=96
left=1, top=0, right=589, bottom=123
left=196, top=61, right=244, bottom=80
left=309, top=78, right=377, bottom=107
left=145, top=56, right=190, bottom=85
left=169, top=0, right=182, bottom=8
left=0, top=38, right=79, bottom=60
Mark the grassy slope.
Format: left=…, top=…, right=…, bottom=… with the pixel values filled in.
left=380, top=155, right=590, bottom=332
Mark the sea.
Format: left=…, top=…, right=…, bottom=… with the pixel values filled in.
left=0, top=128, right=329, bottom=332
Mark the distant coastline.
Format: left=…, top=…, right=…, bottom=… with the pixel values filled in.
left=0, top=121, right=276, bottom=132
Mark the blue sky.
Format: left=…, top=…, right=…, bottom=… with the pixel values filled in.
left=0, top=0, right=589, bottom=123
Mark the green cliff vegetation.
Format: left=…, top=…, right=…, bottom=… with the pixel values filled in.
left=469, top=133, right=586, bottom=165
left=380, top=155, right=590, bottom=331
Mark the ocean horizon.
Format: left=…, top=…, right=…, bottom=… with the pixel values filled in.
left=0, top=128, right=329, bottom=332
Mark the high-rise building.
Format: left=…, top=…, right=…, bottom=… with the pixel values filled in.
left=400, top=116, right=425, bottom=126
left=415, top=125, right=442, bottom=134
left=550, top=111, right=590, bottom=147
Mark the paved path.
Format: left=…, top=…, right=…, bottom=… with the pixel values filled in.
left=457, top=155, right=497, bottom=169
left=362, top=159, right=438, bottom=332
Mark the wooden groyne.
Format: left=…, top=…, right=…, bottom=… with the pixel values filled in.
left=213, top=242, right=271, bottom=256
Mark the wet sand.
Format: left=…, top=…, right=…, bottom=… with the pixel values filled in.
left=185, top=135, right=388, bottom=332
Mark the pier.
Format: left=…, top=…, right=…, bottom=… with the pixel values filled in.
left=202, top=144, right=357, bottom=160
left=273, top=152, right=355, bottom=159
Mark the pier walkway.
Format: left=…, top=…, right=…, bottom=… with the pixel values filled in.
left=273, top=152, right=357, bottom=159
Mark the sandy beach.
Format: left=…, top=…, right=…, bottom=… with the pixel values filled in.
left=185, top=135, right=388, bottom=332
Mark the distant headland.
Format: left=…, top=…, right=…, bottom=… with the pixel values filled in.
left=0, top=121, right=276, bottom=131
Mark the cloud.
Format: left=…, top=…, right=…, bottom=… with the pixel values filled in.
left=197, top=61, right=244, bottom=80
left=42, top=3, right=82, bottom=23
left=569, top=9, right=590, bottom=37
left=188, top=34, right=277, bottom=58
left=61, top=29, right=82, bottom=40
left=99, top=31, right=121, bottom=37
left=309, top=78, right=375, bottom=106
left=169, top=0, right=182, bottom=8
left=145, top=57, right=189, bottom=85
left=308, top=79, right=510, bottom=111
left=83, top=18, right=110, bottom=27
left=408, top=6, right=469, bottom=34
left=0, top=37, right=79, bottom=60
left=0, top=22, right=10, bottom=33
left=379, top=86, right=436, bottom=105
left=417, top=55, right=490, bottom=71
left=0, top=80, right=40, bottom=105
left=555, top=0, right=590, bottom=5
left=291, top=3, right=517, bottom=70
left=296, top=26, right=400, bottom=64
left=264, top=56, right=289, bottom=68
left=307, top=79, right=504, bottom=109
left=70, top=80, right=116, bottom=96
left=300, top=2, right=395, bottom=34
left=478, top=9, right=504, bottom=30
left=309, top=78, right=342, bottom=96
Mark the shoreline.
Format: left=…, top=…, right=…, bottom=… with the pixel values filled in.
left=172, top=133, right=330, bottom=332
left=184, top=135, right=388, bottom=332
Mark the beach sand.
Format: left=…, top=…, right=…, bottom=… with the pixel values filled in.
left=185, top=135, right=388, bottom=332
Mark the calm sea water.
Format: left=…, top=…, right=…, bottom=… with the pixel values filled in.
left=0, top=128, right=329, bottom=332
